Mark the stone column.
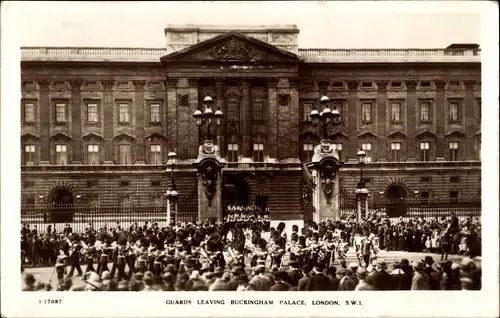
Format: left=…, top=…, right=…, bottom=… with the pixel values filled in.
left=241, top=79, right=252, bottom=159
left=165, top=78, right=178, bottom=155
left=464, top=80, right=476, bottom=160
left=289, top=78, right=300, bottom=160
left=216, top=78, right=226, bottom=157
left=69, top=79, right=82, bottom=164
left=101, top=80, right=115, bottom=163
left=188, top=78, right=199, bottom=159
left=267, top=77, right=279, bottom=161
left=37, top=80, right=51, bottom=164
left=375, top=80, right=389, bottom=161
left=347, top=80, right=359, bottom=160
left=434, top=80, right=446, bottom=159
left=133, top=80, right=146, bottom=164
left=405, top=80, right=418, bottom=160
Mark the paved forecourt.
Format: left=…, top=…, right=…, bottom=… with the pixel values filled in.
left=22, top=249, right=467, bottom=289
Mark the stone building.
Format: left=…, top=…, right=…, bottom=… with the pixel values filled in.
left=20, top=25, right=481, bottom=221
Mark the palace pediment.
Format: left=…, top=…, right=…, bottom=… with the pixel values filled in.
left=160, top=32, right=301, bottom=63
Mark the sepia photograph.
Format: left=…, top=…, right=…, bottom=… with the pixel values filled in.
left=2, top=1, right=499, bottom=317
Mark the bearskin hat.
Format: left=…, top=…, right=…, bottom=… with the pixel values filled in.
left=292, top=224, right=299, bottom=232
left=117, top=234, right=127, bottom=246
left=324, top=232, right=333, bottom=240
left=291, top=233, right=299, bottom=242
left=312, top=232, right=319, bottom=241
left=258, top=238, right=267, bottom=249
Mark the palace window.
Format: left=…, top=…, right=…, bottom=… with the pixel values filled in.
left=420, top=81, right=432, bottom=88
left=332, top=102, right=343, bottom=122
left=55, top=103, right=67, bottom=123
left=87, top=103, right=98, bottom=123
left=118, top=103, right=130, bottom=123
left=150, top=103, right=160, bottom=123
left=449, top=101, right=460, bottom=122
left=253, top=102, right=264, bottom=121
left=24, top=144, right=36, bottom=165
left=227, top=102, right=239, bottom=121
left=55, top=144, right=68, bottom=165
left=253, top=143, right=264, bottom=162
left=332, top=143, right=343, bottom=161
left=118, top=144, right=132, bottom=165
left=390, top=142, right=402, bottom=162
left=303, top=103, right=313, bottom=121
left=150, top=144, right=162, bottom=164
left=449, top=141, right=459, bottom=161
left=391, top=81, right=402, bottom=88
left=227, top=143, right=239, bottom=162
left=362, top=82, right=373, bottom=88
left=449, top=191, right=459, bottom=200
left=361, top=142, right=372, bottom=162
left=178, top=95, right=189, bottom=107
left=421, top=191, right=430, bottom=199
left=420, top=101, right=431, bottom=122
left=420, top=142, right=430, bottom=162
left=24, top=103, right=35, bottom=123
left=390, top=102, right=401, bottom=122
left=87, top=144, right=100, bottom=165
left=302, top=143, right=314, bottom=162
left=361, top=102, right=372, bottom=123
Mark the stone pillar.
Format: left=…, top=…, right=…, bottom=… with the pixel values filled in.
left=434, top=80, right=446, bottom=159
left=37, top=80, right=51, bottom=164
left=375, top=80, right=389, bottom=161
left=216, top=78, right=226, bottom=157
left=308, top=140, right=341, bottom=222
left=241, top=79, right=252, bottom=159
left=101, top=80, right=115, bottom=164
left=464, top=80, right=477, bottom=160
left=133, top=80, right=146, bottom=164
left=267, top=77, right=279, bottom=161
left=188, top=78, right=200, bottom=159
left=197, top=168, right=223, bottom=222
left=165, top=78, right=178, bottom=155
left=347, top=80, right=359, bottom=160
left=289, top=78, right=300, bottom=160
left=69, top=79, right=82, bottom=164
left=405, top=80, right=418, bottom=160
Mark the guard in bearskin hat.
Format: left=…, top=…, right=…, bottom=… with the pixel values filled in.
left=110, top=233, right=129, bottom=281
left=67, top=234, right=83, bottom=277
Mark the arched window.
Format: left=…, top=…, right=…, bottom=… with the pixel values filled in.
left=113, top=133, right=135, bottom=165
left=21, top=134, right=38, bottom=165
left=50, top=133, right=72, bottom=165
left=145, top=134, right=167, bottom=165
left=82, top=133, right=104, bottom=165
left=252, top=133, right=267, bottom=162
left=226, top=134, right=240, bottom=163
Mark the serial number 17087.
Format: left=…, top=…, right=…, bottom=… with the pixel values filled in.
left=39, top=299, right=62, bottom=305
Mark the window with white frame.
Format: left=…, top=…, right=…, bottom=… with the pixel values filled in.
left=302, top=143, right=314, bottom=162
left=361, top=142, right=372, bottom=162
left=87, top=144, right=100, bottom=165
left=118, top=103, right=130, bottom=123
left=55, top=144, right=68, bottom=165
left=24, top=103, right=35, bottom=123
left=87, top=103, right=98, bottom=123
left=332, top=143, right=343, bottom=161
left=118, top=144, right=132, bottom=164
left=150, top=144, right=162, bottom=164
left=227, top=143, right=239, bottom=162
left=390, top=142, right=402, bottom=162
left=449, top=141, right=459, bottom=161
left=361, top=102, right=372, bottom=123
left=420, top=101, right=431, bottom=122
left=303, top=103, right=313, bottom=121
left=420, top=142, right=430, bottom=162
left=55, top=103, right=67, bottom=123
left=449, top=101, right=460, bottom=122
left=390, top=102, right=401, bottom=122
left=253, top=143, right=264, bottom=162
left=150, top=103, right=160, bottom=123
left=24, top=144, right=36, bottom=165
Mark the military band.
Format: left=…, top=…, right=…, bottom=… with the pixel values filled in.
left=49, top=218, right=383, bottom=284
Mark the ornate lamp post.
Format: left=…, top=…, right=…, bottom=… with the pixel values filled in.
left=310, top=94, right=342, bottom=139
left=165, top=150, right=178, bottom=225
left=193, top=94, right=224, bottom=142
left=355, top=150, right=369, bottom=220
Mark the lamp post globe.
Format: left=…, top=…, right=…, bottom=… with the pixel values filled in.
left=214, top=107, right=224, bottom=126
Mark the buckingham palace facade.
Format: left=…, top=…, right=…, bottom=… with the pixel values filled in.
left=20, top=25, right=481, bottom=221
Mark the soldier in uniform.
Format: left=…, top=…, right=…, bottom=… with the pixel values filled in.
left=67, top=235, right=83, bottom=277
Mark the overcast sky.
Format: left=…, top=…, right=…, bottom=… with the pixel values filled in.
left=16, top=1, right=481, bottom=49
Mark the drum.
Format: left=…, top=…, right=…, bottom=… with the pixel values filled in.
left=117, top=255, right=125, bottom=265
left=100, top=254, right=108, bottom=264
